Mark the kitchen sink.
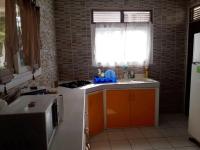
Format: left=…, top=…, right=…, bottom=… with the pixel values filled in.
left=118, top=78, right=155, bottom=84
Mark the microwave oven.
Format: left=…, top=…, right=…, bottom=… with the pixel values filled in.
left=0, top=95, right=63, bottom=150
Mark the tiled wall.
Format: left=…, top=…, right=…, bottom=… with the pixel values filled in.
left=34, top=0, right=57, bottom=87
left=55, top=0, right=188, bottom=113
left=189, top=0, right=200, bottom=6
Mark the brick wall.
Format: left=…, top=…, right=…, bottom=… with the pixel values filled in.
left=55, top=0, right=188, bottom=113
left=189, top=0, right=200, bottom=6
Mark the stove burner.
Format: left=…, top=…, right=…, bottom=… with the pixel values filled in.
left=59, top=80, right=91, bottom=88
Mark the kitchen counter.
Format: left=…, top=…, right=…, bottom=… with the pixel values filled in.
left=80, top=78, right=159, bottom=93
left=50, top=87, right=85, bottom=150
left=50, top=79, right=159, bottom=150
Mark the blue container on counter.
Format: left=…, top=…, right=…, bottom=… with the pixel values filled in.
left=93, top=69, right=117, bottom=83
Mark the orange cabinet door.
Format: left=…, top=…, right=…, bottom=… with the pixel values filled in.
left=130, top=89, right=155, bottom=126
left=106, top=90, right=130, bottom=128
left=88, top=91, right=104, bottom=136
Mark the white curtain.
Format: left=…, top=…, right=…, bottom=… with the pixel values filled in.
left=91, top=23, right=153, bottom=67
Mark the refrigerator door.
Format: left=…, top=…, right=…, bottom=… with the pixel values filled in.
left=193, top=33, right=200, bottom=63
left=188, top=64, right=200, bottom=142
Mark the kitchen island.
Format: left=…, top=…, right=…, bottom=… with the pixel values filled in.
left=50, top=79, right=160, bottom=150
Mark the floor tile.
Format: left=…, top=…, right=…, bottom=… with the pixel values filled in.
left=89, top=114, right=192, bottom=150
left=111, top=140, right=132, bottom=150
left=167, top=137, right=195, bottom=148
left=105, top=128, right=124, bottom=133
left=140, top=127, right=164, bottom=138
left=130, top=138, right=153, bottom=150
left=90, top=141, right=111, bottom=150
left=90, top=132, right=109, bottom=143
left=148, top=138, right=173, bottom=149
left=108, top=131, right=127, bottom=141
left=123, top=128, right=144, bottom=139
left=175, top=147, right=200, bottom=150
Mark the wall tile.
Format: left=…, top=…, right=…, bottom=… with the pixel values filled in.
left=55, top=0, right=188, bottom=112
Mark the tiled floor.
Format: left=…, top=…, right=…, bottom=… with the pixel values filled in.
left=90, top=114, right=200, bottom=150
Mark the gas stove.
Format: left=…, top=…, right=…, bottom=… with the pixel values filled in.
left=59, top=80, right=91, bottom=88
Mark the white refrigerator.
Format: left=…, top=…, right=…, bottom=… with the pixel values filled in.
left=189, top=32, right=200, bottom=142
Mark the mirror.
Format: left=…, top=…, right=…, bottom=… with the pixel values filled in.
left=0, top=0, right=5, bottom=69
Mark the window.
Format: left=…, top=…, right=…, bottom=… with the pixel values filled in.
left=123, top=11, right=151, bottom=22
left=91, top=10, right=153, bottom=67
left=0, top=1, right=29, bottom=73
left=92, top=23, right=152, bottom=66
left=1, top=0, right=40, bottom=74
left=191, top=5, right=200, bottom=22
left=0, top=0, right=5, bottom=69
left=14, top=3, right=29, bottom=73
left=92, top=11, right=121, bottom=23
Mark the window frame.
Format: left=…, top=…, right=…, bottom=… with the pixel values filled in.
left=0, top=0, right=42, bottom=91
left=190, top=4, right=200, bottom=23
left=91, top=9, right=153, bottom=24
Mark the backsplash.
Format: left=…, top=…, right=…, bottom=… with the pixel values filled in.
left=55, top=0, right=188, bottom=113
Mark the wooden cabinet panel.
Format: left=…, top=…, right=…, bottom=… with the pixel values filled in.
left=106, top=90, right=130, bottom=128
left=130, top=89, right=155, bottom=126
left=88, top=91, right=104, bottom=136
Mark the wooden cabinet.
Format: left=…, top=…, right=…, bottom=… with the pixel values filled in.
left=106, top=89, right=156, bottom=128
left=130, top=89, right=155, bottom=126
left=88, top=91, right=104, bottom=136
left=106, top=90, right=130, bottom=128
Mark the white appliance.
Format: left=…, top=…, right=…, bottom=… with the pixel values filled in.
left=189, top=32, right=200, bottom=143
left=0, top=95, right=61, bottom=150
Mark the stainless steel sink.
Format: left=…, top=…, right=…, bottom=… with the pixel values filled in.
left=118, top=78, right=155, bottom=84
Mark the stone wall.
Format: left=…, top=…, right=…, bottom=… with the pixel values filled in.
left=35, top=0, right=57, bottom=87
